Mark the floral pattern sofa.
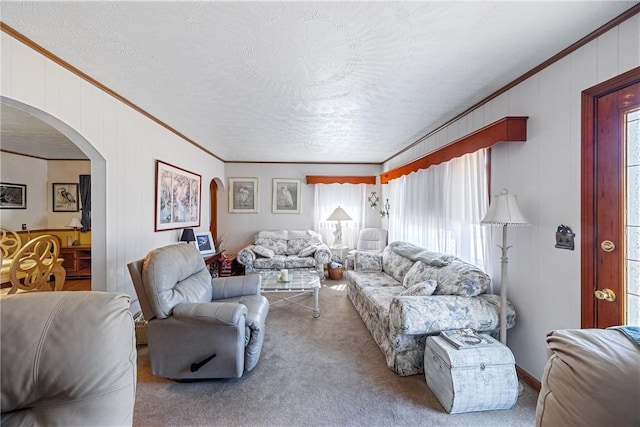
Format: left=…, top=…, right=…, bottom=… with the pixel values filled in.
left=237, top=230, right=331, bottom=278
left=346, top=241, right=516, bottom=376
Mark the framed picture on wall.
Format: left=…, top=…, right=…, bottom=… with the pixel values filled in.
left=52, top=183, right=79, bottom=212
left=272, top=178, right=301, bottom=214
left=0, top=182, right=27, bottom=209
left=228, top=177, right=258, bottom=213
left=155, top=160, right=201, bottom=231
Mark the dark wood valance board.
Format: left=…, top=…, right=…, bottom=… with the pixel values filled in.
left=380, top=116, right=528, bottom=184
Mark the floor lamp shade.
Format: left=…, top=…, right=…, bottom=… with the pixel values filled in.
left=481, top=189, right=528, bottom=345
left=327, top=206, right=352, bottom=246
left=481, top=189, right=528, bottom=226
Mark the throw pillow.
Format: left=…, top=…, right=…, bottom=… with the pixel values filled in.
left=354, top=251, right=383, bottom=272
left=253, top=244, right=275, bottom=258
left=399, top=280, right=437, bottom=297
left=433, top=260, right=491, bottom=297
left=402, top=260, right=437, bottom=289
left=298, top=245, right=318, bottom=257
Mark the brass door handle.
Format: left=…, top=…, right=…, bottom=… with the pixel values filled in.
left=594, top=288, right=616, bottom=302
left=601, top=240, right=615, bottom=252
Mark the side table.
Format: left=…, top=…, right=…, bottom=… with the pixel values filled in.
left=330, top=245, right=349, bottom=263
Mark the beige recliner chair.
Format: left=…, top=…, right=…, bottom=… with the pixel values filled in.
left=1, top=291, right=136, bottom=426
left=128, top=243, right=269, bottom=380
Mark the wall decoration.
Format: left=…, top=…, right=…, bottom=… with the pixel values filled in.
left=228, top=177, right=258, bottom=213
left=272, top=178, right=301, bottom=214
left=155, top=160, right=201, bottom=231
left=0, top=182, right=27, bottom=209
left=52, top=183, right=79, bottom=212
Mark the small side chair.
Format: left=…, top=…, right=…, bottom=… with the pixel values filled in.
left=128, top=243, right=269, bottom=380
left=3, top=234, right=66, bottom=294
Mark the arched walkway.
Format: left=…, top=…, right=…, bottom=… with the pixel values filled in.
left=1, top=96, right=107, bottom=291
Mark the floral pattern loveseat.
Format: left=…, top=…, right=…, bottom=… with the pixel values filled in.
left=346, top=241, right=516, bottom=376
left=237, top=230, right=331, bottom=279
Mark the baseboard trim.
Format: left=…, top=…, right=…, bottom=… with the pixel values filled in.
left=516, top=365, right=541, bottom=392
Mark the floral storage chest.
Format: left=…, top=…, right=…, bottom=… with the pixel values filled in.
left=424, top=334, right=518, bottom=414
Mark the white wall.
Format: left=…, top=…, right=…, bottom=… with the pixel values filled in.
left=0, top=152, right=48, bottom=229
left=1, top=32, right=225, bottom=297
left=222, top=162, right=383, bottom=252
left=383, top=15, right=640, bottom=381
left=0, top=156, right=90, bottom=230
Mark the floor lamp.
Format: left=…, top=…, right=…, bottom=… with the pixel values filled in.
left=481, top=189, right=528, bottom=345
left=327, top=206, right=352, bottom=247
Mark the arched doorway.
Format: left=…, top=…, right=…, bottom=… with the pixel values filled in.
left=209, top=177, right=224, bottom=247
left=1, top=96, right=108, bottom=291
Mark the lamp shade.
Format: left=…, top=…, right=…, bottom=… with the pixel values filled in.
left=66, top=217, right=83, bottom=229
left=180, top=228, right=196, bottom=243
left=481, top=189, right=528, bottom=226
left=326, top=206, right=352, bottom=221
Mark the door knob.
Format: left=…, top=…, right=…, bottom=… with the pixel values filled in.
left=600, top=240, right=615, bottom=252
left=594, top=288, right=616, bottom=302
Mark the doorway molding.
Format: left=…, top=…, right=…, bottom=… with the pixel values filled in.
left=1, top=96, right=108, bottom=291
left=581, top=67, right=640, bottom=327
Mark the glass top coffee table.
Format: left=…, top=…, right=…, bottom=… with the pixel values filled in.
left=259, top=270, right=321, bottom=318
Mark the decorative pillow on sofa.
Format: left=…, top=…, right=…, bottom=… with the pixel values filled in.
left=354, top=251, right=383, bottom=272
left=253, top=245, right=275, bottom=258
left=402, top=261, right=437, bottom=288
left=399, top=280, right=437, bottom=297
left=433, top=260, right=491, bottom=297
left=298, top=245, right=318, bottom=257
left=254, top=238, right=287, bottom=255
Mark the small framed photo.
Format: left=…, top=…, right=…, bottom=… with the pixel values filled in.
left=52, top=183, right=79, bottom=212
left=0, top=182, right=27, bottom=209
left=272, top=178, right=301, bottom=214
left=228, top=177, right=258, bottom=213
left=155, top=160, right=201, bottom=231
left=194, top=231, right=216, bottom=257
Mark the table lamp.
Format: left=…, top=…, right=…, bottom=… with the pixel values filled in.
left=180, top=228, right=196, bottom=245
left=481, top=189, right=528, bottom=345
left=66, top=217, right=83, bottom=246
left=326, top=206, right=352, bottom=246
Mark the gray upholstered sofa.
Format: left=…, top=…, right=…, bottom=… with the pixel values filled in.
left=237, top=230, right=331, bottom=278
left=346, top=241, right=516, bottom=376
left=1, top=291, right=137, bottom=425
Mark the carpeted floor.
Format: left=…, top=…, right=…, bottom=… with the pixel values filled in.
left=133, top=280, right=538, bottom=426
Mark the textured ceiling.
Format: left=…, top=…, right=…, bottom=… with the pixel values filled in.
left=1, top=1, right=637, bottom=162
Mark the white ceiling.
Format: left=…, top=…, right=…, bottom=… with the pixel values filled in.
left=1, top=1, right=637, bottom=163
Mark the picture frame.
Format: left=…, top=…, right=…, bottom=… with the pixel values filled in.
left=272, top=178, right=301, bottom=214
left=194, top=231, right=216, bottom=257
left=228, top=177, right=258, bottom=213
left=155, top=160, right=201, bottom=231
left=0, top=182, right=27, bottom=209
left=52, top=183, right=79, bottom=212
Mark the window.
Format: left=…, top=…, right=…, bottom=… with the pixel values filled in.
left=387, top=150, right=491, bottom=271
left=313, top=184, right=366, bottom=248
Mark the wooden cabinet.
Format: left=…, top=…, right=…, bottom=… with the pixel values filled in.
left=60, top=246, right=92, bottom=278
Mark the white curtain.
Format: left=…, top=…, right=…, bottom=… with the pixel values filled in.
left=387, top=150, right=491, bottom=271
left=313, top=184, right=366, bottom=248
